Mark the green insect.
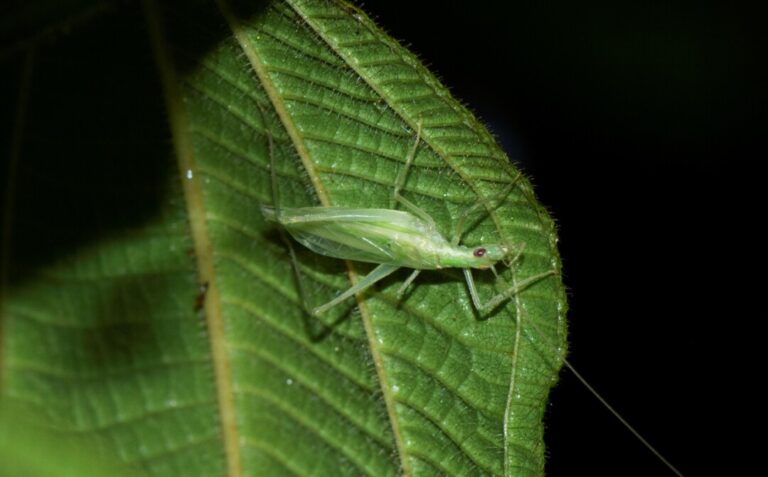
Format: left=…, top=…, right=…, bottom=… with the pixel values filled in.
left=261, top=124, right=555, bottom=316
left=261, top=124, right=682, bottom=476
left=262, top=123, right=684, bottom=476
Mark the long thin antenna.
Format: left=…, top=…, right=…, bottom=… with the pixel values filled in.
left=559, top=357, right=684, bottom=476
left=523, top=311, right=684, bottom=476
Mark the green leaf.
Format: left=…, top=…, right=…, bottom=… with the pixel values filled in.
left=1, top=1, right=567, bottom=476
left=0, top=403, right=143, bottom=477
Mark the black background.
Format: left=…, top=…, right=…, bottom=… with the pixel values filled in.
left=362, top=1, right=762, bottom=476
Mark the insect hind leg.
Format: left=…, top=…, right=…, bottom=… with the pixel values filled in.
left=396, top=269, right=421, bottom=300
left=313, top=263, right=401, bottom=316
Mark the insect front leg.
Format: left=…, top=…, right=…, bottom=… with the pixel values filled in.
left=463, top=268, right=556, bottom=312
left=313, top=263, right=401, bottom=316
left=451, top=199, right=492, bottom=246
left=450, top=177, right=522, bottom=246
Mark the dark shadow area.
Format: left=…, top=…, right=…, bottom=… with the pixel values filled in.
left=261, top=227, right=358, bottom=342
left=0, top=0, right=274, bottom=401
left=76, top=273, right=191, bottom=369
left=0, top=0, right=272, bottom=290
left=2, top=4, right=171, bottom=288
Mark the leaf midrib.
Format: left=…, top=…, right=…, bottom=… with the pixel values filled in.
left=144, top=2, right=243, bottom=476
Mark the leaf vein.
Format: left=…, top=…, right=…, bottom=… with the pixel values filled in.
left=232, top=349, right=391, bottom=448
left=223, top=296, right=371, bottom=388
left=396, top=399, right=498, bottom=476
left=238, top=386, right=381, bottom=477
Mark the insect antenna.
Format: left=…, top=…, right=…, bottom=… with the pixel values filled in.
left=262, top=124, right=317, bottom=325
left=520, top=309, right=685, bottom=476
left=266, top=128, right=282, bottom=220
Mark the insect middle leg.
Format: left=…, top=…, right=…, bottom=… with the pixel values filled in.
left=390, top=120, right=437, bottom=227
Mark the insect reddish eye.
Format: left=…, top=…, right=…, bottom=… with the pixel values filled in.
left=473, top=248, right=486, bottom=257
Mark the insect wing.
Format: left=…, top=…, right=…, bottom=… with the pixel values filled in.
left=288, top=227, right=396, bottom=263
left=273, top=207, right=435, bottom=266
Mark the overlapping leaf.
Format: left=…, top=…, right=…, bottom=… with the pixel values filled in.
left=1, top=1, right=567, bottom=476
